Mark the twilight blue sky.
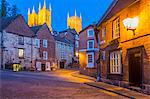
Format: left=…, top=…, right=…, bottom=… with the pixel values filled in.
left=8, top=0, right=113, bottom=31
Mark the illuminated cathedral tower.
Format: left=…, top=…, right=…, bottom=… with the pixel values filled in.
left=28, top=0, right=52, bottom=31
left=67, top=10, right=82, bottom=33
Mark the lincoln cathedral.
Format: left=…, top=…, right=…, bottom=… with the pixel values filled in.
left=28, top=0, right=82, bottom=33
left=28, top=0, right=52, bottom=31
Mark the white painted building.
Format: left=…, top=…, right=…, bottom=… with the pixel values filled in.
left=54, top=36, right=74, bottom=68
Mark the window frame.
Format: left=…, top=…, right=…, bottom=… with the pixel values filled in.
left=43, top=51, right=48, bottom=60
left=43, top=39, right=48, bottom=48
left=87, top=40, right=94, bottom=50
left=87, top=29, right=94, bottom=37
left=87, top=52, right=94, bottom=68
left=35, top=39, right=40, bottom=48
left=112, top=17, right=120, bottom=39
left=109, top=50, right=122, bottom=74
left=18, top=36, right=24, bottom=45
left=18, top=48, right=24, bottom=59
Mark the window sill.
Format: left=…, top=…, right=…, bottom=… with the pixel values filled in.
left=108, top=73, right=123, bottom=76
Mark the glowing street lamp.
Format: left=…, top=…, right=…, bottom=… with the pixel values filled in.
left=123, top=16, right=139, bottom=35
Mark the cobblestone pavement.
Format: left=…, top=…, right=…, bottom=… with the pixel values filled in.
left=0, top=69, right=129, bottom=99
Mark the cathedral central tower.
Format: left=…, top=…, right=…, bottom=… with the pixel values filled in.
left=67, top=10, right=82, bottom=33
left=28, top=0, right=52, bottom=31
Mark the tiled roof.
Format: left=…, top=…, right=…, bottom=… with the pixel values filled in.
left=30, top=25, right=43, bottom=34
left=59, top=28, right=78, bottom=35
left=0, top=15, right=18, bottom=31
left=79, top=24, right=93, bottom=34
left=0, top=14, right=34, bottom=37
left=97, top=0, right=139, bottom=26
left=54, top=35, right=73, bottom=44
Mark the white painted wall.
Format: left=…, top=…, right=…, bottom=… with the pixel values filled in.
left=55, top=41, right=74, bottom=68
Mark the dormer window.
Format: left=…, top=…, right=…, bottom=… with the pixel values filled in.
left=87, top=29, right=94, bottom=37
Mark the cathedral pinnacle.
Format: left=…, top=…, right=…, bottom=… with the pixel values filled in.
left=32, top=6, right=35, bottom=13
left=75, top=9, right=77, bottom=16
left=28, top=8, right=30, bottom=15
left=49, top=3, right=52, bottom=11
left=39, top=2, right=41, bottom=11
left=44, top=0, right=46, bottom=8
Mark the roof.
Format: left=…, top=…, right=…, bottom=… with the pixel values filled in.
left=97, top=0, right=139, bottom=26
left=59, top=28, right=78, bottom=35
left=0, top=14, right=34, bottom=37
left=0, top=15, right=19, bottom=31
left=30, top=25, right=43, bottom=34
left=54, top=35, right=73, bottom=45
left=79, top=24, right=93, bottom=34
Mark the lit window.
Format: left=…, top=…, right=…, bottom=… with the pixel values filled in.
left=18, top=48, right=24, bottom=58
left=18, top=36, right=24, bottom=45
left=43, top=51, right=48, bottom=60
left=87, top=40, right=94, bottom=49
left=87, top=29, right=94, bottom=37
left=113, top=18, right=120, bottom=39
left=35, top=39, right=40, bottom=48
left=110, top=50, right=122, bottom=74
left=43, top=39, right=48, bottom=48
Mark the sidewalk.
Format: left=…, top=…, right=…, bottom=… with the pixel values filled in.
left=71, top=72, right=150, bottom=98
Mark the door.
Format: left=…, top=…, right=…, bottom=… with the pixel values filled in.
left=46, top=62, right=50, bottom=71
left=128, top=47, right=142, bottom=87
left=87, top=52, right=94, bottom=68
left=41, top=64, right=46, bottom=71
left=36, top=62, right=41, bottom=71
left=60, top=62, right=65, bottom=68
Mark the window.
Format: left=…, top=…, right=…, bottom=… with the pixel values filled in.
left=110, top=50, right=122, bottom=74
left=35, top=39, right=40, bottom=48
left=43, top=51, right=48, bottom=60
left=88, top=54, right=93, bottom=63
left=18, top=48, right=24, bottom=58
left=87, top=29, right=94, bottom=37
left=18, top=36, right=24, bottom=45
left=113, top=18, right=120, bottom=39
left=87, top=40, right=94, bottom=49
left=76, top=41, right=79, bottom=48
left=43, top=39, right=48, bottom=48
left=102, top=27, right=106, bottom=38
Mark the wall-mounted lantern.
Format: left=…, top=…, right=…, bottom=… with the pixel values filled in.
left=123, top=16, right=139, bottom=35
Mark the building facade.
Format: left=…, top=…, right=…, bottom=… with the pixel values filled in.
left=31, top=24, right=55, bottom=71
left=79, top=25, right=99, bottom=77
left=96, top=0, right=150, bottom=93
left=28, top=0, right=52, bottom=31
left=67, top=10, right=82, bottom=33
left=0, top=15, right=38, bottom=70
left=54, top=36, right=74, bottom=69
left=59, top=28, right=79, bottom=65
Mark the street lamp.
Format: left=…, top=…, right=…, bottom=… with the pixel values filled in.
left=93, top=24, right=102, bottom=82
left=123, top=16, right=139, bottom=35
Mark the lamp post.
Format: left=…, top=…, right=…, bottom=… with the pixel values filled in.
left=93, top=24, right=102, bottom=82
left=123, top=16, right=139, bottom=35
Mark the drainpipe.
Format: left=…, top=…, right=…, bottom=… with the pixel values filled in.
left=93, top=24, right=102, bottom=82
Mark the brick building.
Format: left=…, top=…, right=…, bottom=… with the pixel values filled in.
left=31, top=24, right=56, bottom=71
left=96, top=0, right=150, bottom=93
left=79, top=25, right=99, bottom=77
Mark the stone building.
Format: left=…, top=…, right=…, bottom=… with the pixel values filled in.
left=31, top=24, right=55, bottom=71
left=0, top=15, right=38, bottom=70
left=28, top=0, right=52, bottom=31
left=54, top=35, right=74, bottom=69
left=79, top=25, right=99, bottom=77
left=67, top=10, right=82, bottom=33
left=96, top=0, right=150, bottom=93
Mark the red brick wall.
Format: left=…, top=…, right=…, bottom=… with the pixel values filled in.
left=36, top=24, right=55, bottom=64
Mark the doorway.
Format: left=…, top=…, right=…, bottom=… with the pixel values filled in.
left=60, top=62, right=65, bottom=68
left=41, top=64, right=46, bottom=71
left=128, top=47, right=142, bottom=87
